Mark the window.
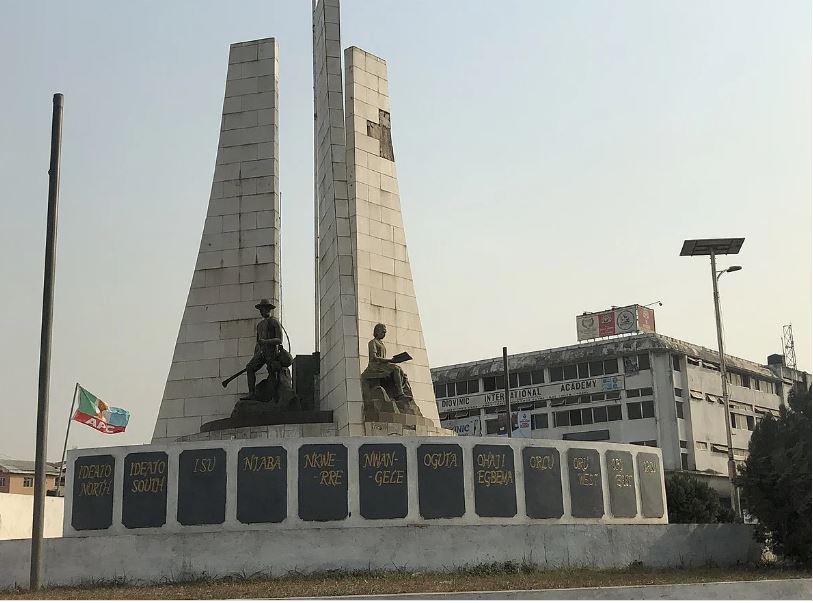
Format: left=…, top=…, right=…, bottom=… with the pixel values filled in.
left=591, top=393, right=605, bottom=402
left=603, top=358, right=618, bottom=375
left=674, top=388, right=683, bottom=398
left=489, top=373, right=519, bottom=391
left=638, top=353, right=651, bottom=370
left=581, top=408, right=594, bottom=425
left=486, top=419, right=499, bottom=435
left=681, top=453, right=689, bottom=470
left=434, top=383, right=447, bottom=398
left=676, top=401, right=684, bottom=419
left=23, top=477, right=34, bottom=488
left=741, top=374, right=751, bottom=388
left=627, top=400, right=654, bottom=420
left=554, top=410, right=570, bottom=427
left=593, top=406, right=608, bottom=423
left=533, top=413, right=548, bottom=429
left=672, top=354, right=681, bottom=371
left=467, top=379, right=480, bottom=394
left=534, top=400, right=548, bottom=409
left=641, top=387, right=653, bottom=396
left=531, top=370, right=545, bottom=384
left=0, top=477, right=5, bottom=487
left=626, top=388, right=640, bottom=398
left=569, top=409, right=583, bottom=426
left=679, top=440, right=688, bottom=449
left=589, top=360, right=604, bottom=376
left=606, top=391, right=621, bottom=400
left=730, top=412, right=736, bottom=428
left=549, top=366, right=564, bottom=382
left=607, top=405, right=622, bottom=421
left=578, top=362, right=590, bottom=378
left=518, top=372, right=532, bottom=387
left=746, top=415, right=755, bottom=431
left=563, top=364, right=578, bottom=380
left=752, top=378, right=760, bottom=391
left=579, top=395, right=592, bottom=404
left=631, top=440, right=657, bottom=447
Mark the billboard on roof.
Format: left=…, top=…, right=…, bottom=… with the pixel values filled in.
left=576, top=304, right=656, bottom=341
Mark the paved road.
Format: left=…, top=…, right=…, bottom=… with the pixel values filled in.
left=321, top=578, right=811, bottom=600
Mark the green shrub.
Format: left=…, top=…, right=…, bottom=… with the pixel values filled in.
left=738, top=386, right=811, bottom=564
left=665, top=472, right=734, bottom=523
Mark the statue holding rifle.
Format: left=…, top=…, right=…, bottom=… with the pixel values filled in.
left=222, top=299, right=299, bottom=412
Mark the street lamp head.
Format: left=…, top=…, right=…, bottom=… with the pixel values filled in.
left=726, top=265, right=742, bottom=273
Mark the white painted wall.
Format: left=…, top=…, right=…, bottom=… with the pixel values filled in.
left=0, top=523, right=762, bottom=589
left=0, top=493, right=63, bottom=540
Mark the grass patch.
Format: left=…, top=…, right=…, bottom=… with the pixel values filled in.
left=3, top=563, right=809, bottom=599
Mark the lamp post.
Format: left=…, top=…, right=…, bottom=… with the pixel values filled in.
left=680, top=237, right=744, bottom=518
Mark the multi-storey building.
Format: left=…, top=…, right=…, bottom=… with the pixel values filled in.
left=431, top=332, right=810, bottom=503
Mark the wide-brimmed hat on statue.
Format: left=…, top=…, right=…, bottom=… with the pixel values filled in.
left=255, top=298, right=276, bottom=309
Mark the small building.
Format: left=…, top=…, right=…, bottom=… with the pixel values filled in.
left=0, top=459, right=60, bottom=495
left=431, top=332, right=811, bottom=503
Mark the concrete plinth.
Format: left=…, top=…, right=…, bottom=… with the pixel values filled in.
left=0, top=523, right=762, bottom=589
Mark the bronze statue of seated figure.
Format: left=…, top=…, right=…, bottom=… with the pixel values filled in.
left=360, top=323, right=423, bottom=417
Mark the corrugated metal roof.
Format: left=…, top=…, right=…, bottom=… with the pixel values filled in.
left=430, top=332, right=780, bottom=382
left=0, top=459, right=60, bottom=475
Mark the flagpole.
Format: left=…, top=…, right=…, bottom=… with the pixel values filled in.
left=58, top=383, right=80, bottom=496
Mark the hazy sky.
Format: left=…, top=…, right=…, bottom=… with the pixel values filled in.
left=1, top=1, right=810, bottom=460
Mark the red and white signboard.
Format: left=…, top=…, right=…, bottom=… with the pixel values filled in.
left=576, top=304, right=656, bottom=341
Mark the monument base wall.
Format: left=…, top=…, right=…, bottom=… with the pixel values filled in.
left=0, top=524, right=761, bottom=589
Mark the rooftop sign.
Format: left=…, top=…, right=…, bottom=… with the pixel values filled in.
left=576, top=304, right=656, bottom=342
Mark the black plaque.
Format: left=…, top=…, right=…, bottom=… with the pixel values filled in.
left=637, top=452, right=664, bottom=518
left=522, top=447, right=564, bottom=519
left=298, top=444, right=348, bottom=521
left=606, top=450, right=637, bottom=518
left=72, top=455, right=115, bottom=531
left=567, top=448, right=604, bottom=518
left=122, top=451, right=168, bottom=528
left=417, top=444, right=465, bottom=519
left=237, top=446, right=287, bottom=524
left=473, top=445, right=516, bottom=517
left=359, top=443, right=408, bottom=519
left=177, top=448, right=226, bottom=526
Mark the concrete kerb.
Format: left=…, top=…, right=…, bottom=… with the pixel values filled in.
left=0, top=523, right=761, bottom=590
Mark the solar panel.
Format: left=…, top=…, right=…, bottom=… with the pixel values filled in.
left=680, top=238, right=744, bottom=256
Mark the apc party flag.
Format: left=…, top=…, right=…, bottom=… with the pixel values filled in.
left=72, top=385, right=130, bottom=434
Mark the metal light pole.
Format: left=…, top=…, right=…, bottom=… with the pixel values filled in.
left=31, top=93, right=64, bottom=590
left=503, top=347, right=512, bottom=438
left=681, top=238, right=744, bottom=518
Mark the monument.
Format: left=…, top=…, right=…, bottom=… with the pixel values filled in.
left=41, top=0, right=675, bottom=590
left=152, top=0, right=444, bottom=442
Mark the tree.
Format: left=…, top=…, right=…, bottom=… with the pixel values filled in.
left=665, top=472, right=731, bottom=523
left=738, top=385, right=811, bottom=564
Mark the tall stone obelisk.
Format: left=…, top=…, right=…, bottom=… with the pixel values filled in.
left=153, top=38, right=281, bottom=443
left=313, top=0, right=366, bottom=435
left=313, top=0, right=440, bottom=431
left=344, top=46, right=438, bottom=421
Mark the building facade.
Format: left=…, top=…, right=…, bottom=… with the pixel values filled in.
left=431, top=333, right=811, bottom=500
left=0, top=459, right=60, bottom=495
